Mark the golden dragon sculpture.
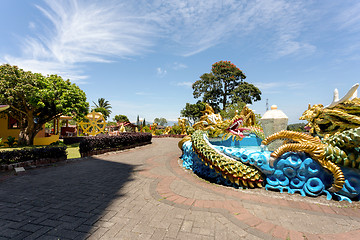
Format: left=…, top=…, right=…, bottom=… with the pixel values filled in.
left=262, top=84, right=360, bottom=192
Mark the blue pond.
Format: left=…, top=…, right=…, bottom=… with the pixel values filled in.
left=181, top=134, right=360, bottom=202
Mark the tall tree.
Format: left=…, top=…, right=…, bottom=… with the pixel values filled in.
left=180, top=101, right=206, bottom=125
left=92, top=98, right=112, bottom=120
left=192, top=61, right=261, bottom=110
left=154, top=117, right=168, bottom=126
left=136, top=115, right=140, bottom=127
left=0, top=64, right=88, bottom=145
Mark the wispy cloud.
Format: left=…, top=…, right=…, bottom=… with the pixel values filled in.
left=254, top=81, right=305, bottom=92
left=333, top=2, right=360, bottom=61
left=336, top=2, right=360, bottom=32
left=177, top=81, right=193, bottom=88
left=150, top=0, right=314, bottom=57
left=173, top=62, right=187, bottom=70
left=2, top=0, right=318, bottom=81
left=135, top=91, right=152, bottom=96
left=156, top=67, right=167, bottom=77
left=2, top=0, right=155, bottom=81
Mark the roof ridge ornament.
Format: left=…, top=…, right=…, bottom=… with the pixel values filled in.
left=324, top=83, right=359, bottom=109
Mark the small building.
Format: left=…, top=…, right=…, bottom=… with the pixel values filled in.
left=0, top=105, right=60, bottom=146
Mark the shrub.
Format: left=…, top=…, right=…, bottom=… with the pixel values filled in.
left=170, top=124, right=182, bottom=135
left=0, top=146, right=67, bottom=164
left=5, top=136, right=17, bottom=147
left=155, top=129, right=163, bottom=135
left=50, top=140, right=66, bottom=146
left=79, top=132, right=152, bottom=154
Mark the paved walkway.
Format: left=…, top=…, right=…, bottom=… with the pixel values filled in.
left=0, top=138, right=360, bottom=240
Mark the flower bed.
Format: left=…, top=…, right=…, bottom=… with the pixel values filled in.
left=79, top=132, right=152, bottom=157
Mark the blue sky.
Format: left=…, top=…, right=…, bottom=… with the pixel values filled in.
left=1, top=0, right=360, bottom=124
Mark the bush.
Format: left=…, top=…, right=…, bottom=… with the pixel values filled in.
left=155, top=129, right=163, bottom=135
left=0, top=146, right=67, bottom=165
left=50, top=140, right=66, bottom=146
left=79, top=132, right=152, bottom=154
left=170, top=124, right=182, bottom=135
left=5, top=136, right=17, bottom=147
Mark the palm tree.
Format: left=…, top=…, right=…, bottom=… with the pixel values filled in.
left=92, top=98, right=112, bottom=120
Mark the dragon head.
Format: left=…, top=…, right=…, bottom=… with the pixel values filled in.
left=226, top=117, right=246, bottom=138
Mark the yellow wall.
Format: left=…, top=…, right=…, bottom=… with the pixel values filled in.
left=0, top=116, right=20, bottom=140
left=0, top=115, right=59, bottom=146
left=33, top=134, right=59, bottom=146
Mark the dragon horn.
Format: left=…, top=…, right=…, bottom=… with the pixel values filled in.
left=324, top=83, right=359, bottom=109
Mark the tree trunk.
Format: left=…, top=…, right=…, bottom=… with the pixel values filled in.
left=18, top=122, right=40, bottom=146
left=223, top=81, right=228, bottom=110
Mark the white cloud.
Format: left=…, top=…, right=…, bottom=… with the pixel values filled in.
left=177, top=81, right=193, bottom=88
left=253, top=82, right=281, bottom=90
left=28, top=22, right=36, bottom=29
left=336, top=2, right=360, bottom=32
left=2, top=0, right=318, bottom=80
left=135, top=91, right=152, bottom=96
left=156, top=67, right=167, bottom=77
left=173, top=62, right=187, bottom=70
left=254, top=81, right=305, bottom=92
left=2, top=0, right=156, bottom=81
left=149, top=0, right=314, bottom=57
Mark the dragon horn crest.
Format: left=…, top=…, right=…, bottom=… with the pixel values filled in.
left=324, top=83, right=359, bottom=109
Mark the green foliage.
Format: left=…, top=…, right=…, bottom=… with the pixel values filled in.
left=192, top=61, right=261, bottom=110
left=0, top=64, right=89, bottom=145
left=186, top=126, right=195, bottom=135
left=114, top=114, right=129, bottom=123
left=0, top=138, right=3, bottom=147
left=220, top=101, right=246, bottom=120
left=92, top=98, right=111, bottom=112
left=136, top=115, right=140, bottom=127
left=49, top=140, right=66, bottom=146
left=154, top=117, right=168, bottom=126
left=180, top=101, right=206, bottom=125
left=155, top=129, right=163, bottom=135
left=92, top=107, right=109, bottom=120
left=4, top=136, right=17, bottom=147
left=0, top=146, right=67, bottom=164
left=92, top=98, right=111, bottom=120
left=287, top=123, right=306, bottom=132
left=106, top=121, right=117, bottom=126
left=143, top=118, right=146, bottom=128
left=170, top=124, right=182, bottom=135
left=142, top=126, right=150, bottom=133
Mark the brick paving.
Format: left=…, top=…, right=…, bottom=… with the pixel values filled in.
left=0, top=138, right=360, bottom=239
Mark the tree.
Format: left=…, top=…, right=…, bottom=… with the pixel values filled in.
left=92, top=107, right=110, bottom=120
left=192, top=61, right=261, bottom=111
left=0, top=64, right=88, bottom=145
left=92, top=98, right=111, bottom=120
left=180, top=101, right=206, bottom=125
left=154, top=117, right=168, bottom=126
left=136, top=115, right=140, bottom=127
left=142, top=118, right=146, bottom=128
left=219, top=101, right=246, bottom=120
left=114, top=114, right=129, bottom=123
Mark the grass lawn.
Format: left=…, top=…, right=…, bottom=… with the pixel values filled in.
left=67, top=145, right=81, bottom=159
left=0, top=144, right=81, bottom=159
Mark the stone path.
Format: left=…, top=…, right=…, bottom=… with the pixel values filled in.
left=0, top=138, right=359, bottom=239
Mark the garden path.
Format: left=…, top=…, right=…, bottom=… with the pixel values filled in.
left=0, top=138, right=359, bottom=239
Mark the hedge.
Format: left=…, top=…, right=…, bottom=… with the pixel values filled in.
left=79, top=132, right=152, bottom=155
left=0, top=146, right=67, bottom=165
